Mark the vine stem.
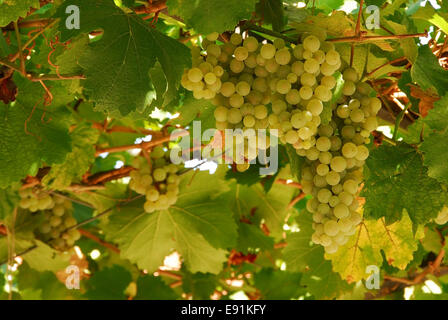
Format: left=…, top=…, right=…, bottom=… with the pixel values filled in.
left=13, top=21, right=26, bottom=75
left=392, top=102, right=411, bottom=141
left=328, top=32, right=428, bottom=43
left=240, top=22, right=297, bottom=43
left=95, top=130, right=188, bottom=156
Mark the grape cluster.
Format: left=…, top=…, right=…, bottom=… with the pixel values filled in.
left=435, top=206, right=448, bottom=225
left=37, top=196, right=80, bottom=251
left=19, top=188, right=55, bottom=212
left=300, top=67, right=381, bottom=254
left=129, top=146, right=182, bottom=213
left=181, top=32, right=341, bottom=171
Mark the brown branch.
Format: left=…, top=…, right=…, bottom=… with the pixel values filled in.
left=287, top=192, right=305, bottom=210
left=329, top=32, right=428, bottom=43
left=91, top=123, right=164, bottom=138
left=85, top=166, right=135, bottom=185
left=28, top=73, right=86, bottom=81
left=95, top=130, right=188, bottom=157
left=78, top=229, right=120, bottom=254
left=275, top=179, right=302, bottom=189
left=366, top=56, right=407, bottom=78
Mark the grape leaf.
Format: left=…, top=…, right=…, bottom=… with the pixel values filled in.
left=104, top=170, right=234, bottom=274
left=182, top=272, right=217, bottom=300
left=327, top=213, right=424, bottom=282
left=135, top=275, right=178, bottom=300
left=421, top=94, right=448, bottom=131
left=84, top=265, right=132, bottom=300
left=285, top=144, right=305, bottom=180
left=236, top=222, right=274, bottom=254
left=413, top=4, right=448, bottom=35
left=0, top=0, right=39, bottom=27
left=411, top=45, right=448, bottom=97
left=254, top=268, right=303, bottom=299
left=362, top=143, right=448, bottom=226
left=42, top=123, right=99, bottom=189
left=0, top=103, right=71, bottom=187
left=421, top=130, right=448, bottom=185
left=256, top=0, right=285, bottom=32
left=54, top=0, right=191, bottom=116
left=166, top=0, right=258, bottom=34
left=231, top=178, right=295, bottom=240
left=283, top=211, right=351, bottom=298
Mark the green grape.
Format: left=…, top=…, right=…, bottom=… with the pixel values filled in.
left=323, top=220, right=339, bottom=237
left=341, top=142, right=358, bottom=158
left=153, top=168, right=167, bottom=182
left=330, top=156, right=347, bottom=172
left=316, top=136, right=331, bottom=152
left=343, top=68, right=358, bottom=82
left=350, top=109, right=365, bottom=122
left=273, top=38, right=285, bottom=49
left=230, top=33, right=242, bottom=45
left=305, top=147, right=320, bottom=161
left=303, top=35, right=320, bottom=53
left=229, top=93, right=244, bottom=108
left=260, top=43, right=276, bottom=59
left=319, top=151, right=332, bottom=164
left=287, top=73, right=298, bottom=84
left=342, top=179, right=358, bottom=195
left=243, top=115, right=256, bottom=127
left=338, top=191, right=353, bottom=206
left=314, top=85, right=332, bottom=102
left=220, top=82, right=235, bottom=97
left=299, top=86, right=313, bottom=100
left=291, top=113, right=306, bottom=129
left=286, top=89, right=301, bottom=105
left=326, top=171, right=340, bottom=186
left=236, top=81, right=250, bottom=96
left=301, top=73, right=316, bottom=86
left=307, top=99, right=323, bottom=116
left=253, top=77, right=268, bottom=92
left=369, top=97, right=382, bottom=114
left=293, top=44, right=304, bottom=59
left=355, top=145, right=369, bottom=161
left=188, top=68, right=203, bottom=83
left=228, top=108, right=243, bottom=124
left=204, top=72, right=217, bottom=85
left=276, top=79, right=291, bottom=94
left=321, top=75, right=336, bottom=89
left=291, top=61, right=304, bottom=76
left=282, top=129, right=297, bottom=144
left=275, top=48, right=291, bottom=65
left=325, top=50, right=340, bottom=65
left=316, top=163, right=330, bottom=176
left=304, top=58, right=320, bottom=74
left=230, top=59, right=244, bottom=73
left=243, top=36, right=259, bottom=52
left=234, top=46, right=249, bottom=61
left=254, top=105, right=268, bottom=119
left=317, top=188, right=332, bottom=203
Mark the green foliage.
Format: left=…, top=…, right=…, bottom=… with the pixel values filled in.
left=0, top=0, right=447, bottom=301
left=362, top=143, right=448, bottom=226
left=54, top=0, right=191, bottom=116
left=167, top=0, right=258, bottom=34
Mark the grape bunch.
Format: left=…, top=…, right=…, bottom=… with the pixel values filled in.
left=129, top=146, right=182, bottom=213
left=19, top=188, right=55, bottom=212
left=181, top=32, right=341, bottom=171
left=36, top=196, right=80, bottom=251
left=300, top=67, right=381, bottom=254
left=435, top=206, right=448, bottom=225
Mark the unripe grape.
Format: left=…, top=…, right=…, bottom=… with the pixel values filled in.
left=317, top=188, right=332, bottom=203
left=355, top=145, right=369, bottom=161
left=285, top=130, right=299, bottom=144
left=243, top=36, right=259, bottom=52
left=228, top=108, right=243, bottom=124
left=230, top=33, right=242, bottom=45
left=260, top=43, right=276, bottom=59
left=342, top=81, right=356, bottom=96
left=325, top=50, right=340, bottom=65
left=307, top=99, right=324, bottom=116
left=304, top=58, right=319, bottom=74
left=321, top=75, right=336, bottom=89
left=273, top=38, right=285, bottom=49
left=221, top=82, right=235, bottom=97
left=350, top=109, right=365, bottom=122
left=301, top=73, right=316, bottom=86
left=230, top=59, right=245, bottom=73
left=324, top=220, right=339, bottom=236
left=236, top=81, right=250, bottom=96
left=276, top=79, right=291, bottom=94
left=291, top=61, right=305, bottom=76
left=243, top=115, right=256, bottom=127
left=204, top=72, right=217, bottom=85
left=293, top=45, right=304, bottom=59
left=343, top=68, right=358, bottom=82
left=330, top=156, right=347, bottom=172
left=303, top=35, right=320, bottom=52
left=314, top=85, right=332, bottom=102
left=369, top=97, right=382, bottom=114
left=214, top=106, right=228, bottom=122
left=254, top=105, right=268, bottom=119
left=326, top=171, right=340, bottom=186
left=188, top=68, right=203, bottom=82
left=153, top=168, right=167, bottom=182
left=286, top=89, right=301, bottom=105
left=229, top=93, right=244, bottom=108
left=341, top=142, right=358, bottom=158
left=299, top=86, right=313, bottom=100
left=275, top=48, right=291, bottom=65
